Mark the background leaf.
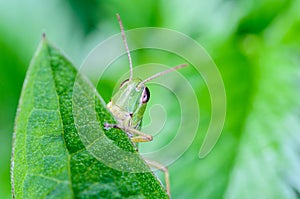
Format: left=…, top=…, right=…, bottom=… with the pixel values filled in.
left=11, top=38, right=169, bottom=198
left=1, top=0, right=300, bottom=198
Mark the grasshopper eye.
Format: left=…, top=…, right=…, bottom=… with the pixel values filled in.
left=120, top=79, right=129, bottom=88
left=141, top=87, right=150, bottom=103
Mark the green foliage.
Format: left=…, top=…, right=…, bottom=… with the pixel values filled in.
left=1, top=0, right=300, bottom=198
left=11, top=38, right=169, bottom=198
left=0, top=32, right=27, bottom=199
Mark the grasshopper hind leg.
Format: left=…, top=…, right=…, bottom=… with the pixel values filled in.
left=145, top=159, right=170, bottom=196
left=104, top=122, right=170, bottom=195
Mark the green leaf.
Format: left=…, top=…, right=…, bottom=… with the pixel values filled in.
left=11, top=37, right=169, bottom=199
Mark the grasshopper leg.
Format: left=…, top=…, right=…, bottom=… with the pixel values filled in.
left=104, top=123, right=168, bottom=194
left=145, top=159, right=170, bottom=196
left=131, top=136, right=152, bottom=142
left=125, top=126, right=153, bottom=142
left=104, top=123, right=153, bottom=142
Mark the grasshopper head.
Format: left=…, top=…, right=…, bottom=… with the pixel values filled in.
left=108, top=14, right=187, bottom=125
left=111, top=78, right=150, bottom=116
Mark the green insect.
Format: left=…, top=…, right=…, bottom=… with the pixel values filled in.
left=105, top=14, right=187, bottom=196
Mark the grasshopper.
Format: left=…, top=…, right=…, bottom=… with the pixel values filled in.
left=105, top=14, right=187, bottom=196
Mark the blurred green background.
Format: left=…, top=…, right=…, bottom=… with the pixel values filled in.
left=1, top=0, right=300, bottom=198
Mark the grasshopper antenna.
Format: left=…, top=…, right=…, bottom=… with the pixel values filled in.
left=139, top=63, right=188, bottom=86
left=116, top=13, right=133, bottom=81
